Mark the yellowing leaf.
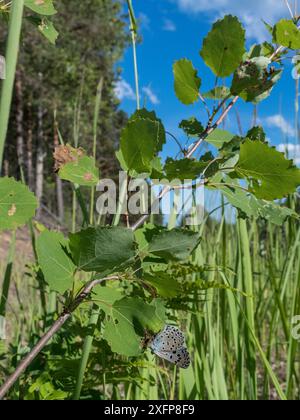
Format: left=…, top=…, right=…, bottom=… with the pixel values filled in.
left=273, top=19, right=300, bottom=50
left=0, top=178, right=38, bottom=231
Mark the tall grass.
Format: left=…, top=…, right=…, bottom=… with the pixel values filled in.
left=0, top=0, right=24, bottom=171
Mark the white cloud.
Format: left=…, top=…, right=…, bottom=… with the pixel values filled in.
left=138, top=12, right=151, bottom=31
left=114, top=79, right=136, bottom=101
left=173, top=0, right=288, bottom=42
left=163, top=18, right=177, bottom=32
left=265, top=115, right=295, bottom=138
left=115, top=80, right=160, bottom=105
left=142, top=86, right=160, bottom=105
left=278, top=143, right=300, bottom=165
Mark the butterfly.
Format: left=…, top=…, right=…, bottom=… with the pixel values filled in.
left=149, top=325, right=191, bottom=369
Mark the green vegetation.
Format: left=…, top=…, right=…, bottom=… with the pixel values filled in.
left=0, top=0, right=300, bottom=401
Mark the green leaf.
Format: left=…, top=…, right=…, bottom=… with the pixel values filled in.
left=0, top=178, right=38, bottom=231
left=248, top=42, right=275, bottom=59
left=219, top=136, right=242, bottom=156
left=119, top=118, right=160, bottom=173
left=37, top=18, right=58, bottom=44
left=102, top=298, right=166, bottom=356
left=144, top=272, right=181, bottom=298
left=200, top=15, right=245, bottom=77
left=58, top=156, right=99, bottom=186
left=263, top=20, right=273, bottom=35
left=152, top=299, right=167, bottom=325
left=148, top=228, right=200, bottom=261
left=69, top=227, right=136, bottom=273
left=206, top=129, right=234, bottom=149
left=129, top=108, right=166, bottom=153
left=173, top=59, right=201, bottom=105
left=24, top=0, right=57, bottom=16
left=256, top=200, right=298, bottom=225
left=93, top=286, right=123, bottom=308
left=164, top=157, right=209, bottom=181
left=202, top=86, right=232, bottom=100
left=179, top=117, right=204, bottom=137
left=246, top=126, right=267, bottom=142
left=27, top=16, right=59, bottom=44
left=150, top=156, right=164, bottom=179
left=214, top=179, right=298, bottom=225
left=36, top=231, right=75, bottom=294
left=273, top=19, right=300, bottom=50
left=231, top=57, right=282, bottom=103
left=235, top=140, right=300, bottom=200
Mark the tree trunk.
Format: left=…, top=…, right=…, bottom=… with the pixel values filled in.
left=35, top=93, right=44, bottom=218
left=3, top=159, right=9, bottom=176
left=15, top=71, right=24, bottom=171
left=54, top=119, right=64, bottom=224
left=26, top=102, right=34, bottom=191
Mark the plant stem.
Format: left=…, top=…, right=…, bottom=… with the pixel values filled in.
left=73, top=304, right=100, bottom=400
left=239, top=219, right=257, bottom=399
left=90, top=77, right=103, bottom=225
left=0, top=0, right=24, bottom=172
left=74, top=178, right=124, bottom=399
left=127, top=0, right=140, bottom=109
left=74, top=185, right=90, bottom=227
left=0, top=231, right=16, bottom=320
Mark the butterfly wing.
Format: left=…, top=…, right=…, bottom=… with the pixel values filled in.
left=154, top=347, right=191, bottom=370
left=150, top=325, right=185, bottom=353
left=175, top=347, right=191, bottom=369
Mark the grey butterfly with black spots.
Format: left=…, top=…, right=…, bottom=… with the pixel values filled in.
left=149, top=325, right=190, bottom=369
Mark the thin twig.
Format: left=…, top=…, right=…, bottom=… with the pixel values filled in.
left=270, top=45, right=284, bottom=61
left=198, top=93, right=211, bottom=119
left=285, top=0, right=295, bottom=19
left=187, top=96, right=239, bottom=158
left=235, top=108, right=243, bottom=137
left=166, top=131, right=185, bottom=155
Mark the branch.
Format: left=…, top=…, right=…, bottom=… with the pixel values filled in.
left=131, top=95, right=239, bottom=231
left=0, top=276, right=119, bottom=400
left=285, top=0, right=295, bottom=19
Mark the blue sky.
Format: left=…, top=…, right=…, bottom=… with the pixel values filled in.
left=116, top=0, right=300, bottom=163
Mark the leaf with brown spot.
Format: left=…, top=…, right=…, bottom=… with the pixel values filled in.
left=58, top=155, right=99, bottom=186
left=83, top=173, right=93, bottom=182
left=53, top=144, right=86, bottom=172
left=24, top=0, right=57, bottom=16
left=7, top=204, right=16, bottom=217
left=0, top=178, right=38, bottom=231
